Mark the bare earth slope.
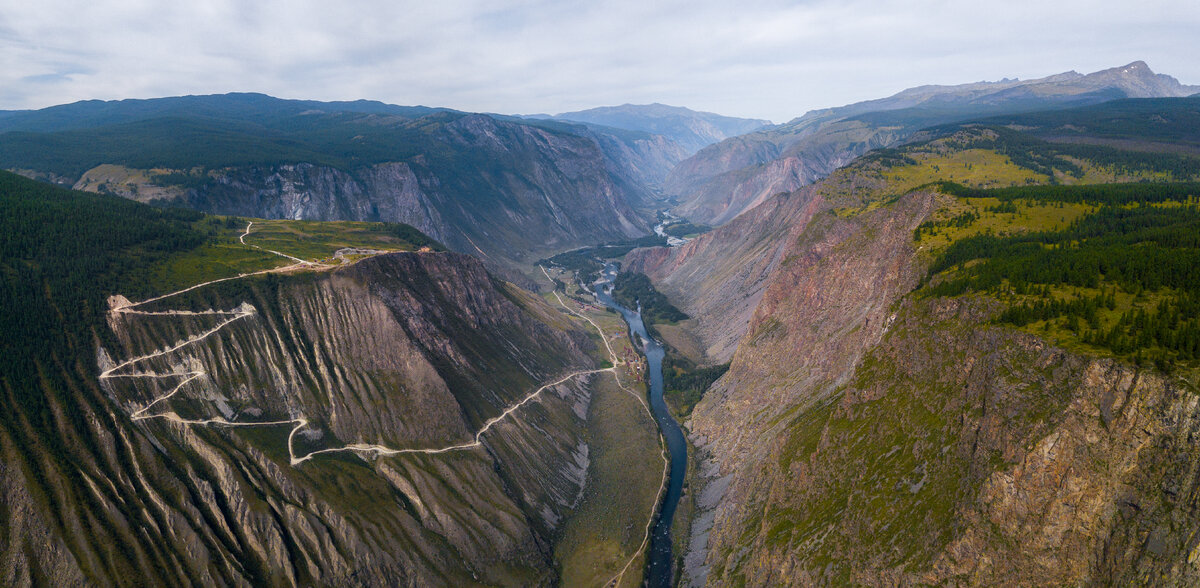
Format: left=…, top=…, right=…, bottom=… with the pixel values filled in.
left=3, top=246, right=656, bottom=586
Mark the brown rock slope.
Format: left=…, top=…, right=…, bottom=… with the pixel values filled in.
left=704, top=294, right=1200, bottom=586
left=3, top=252, right=631, bottom=586
left=625, top=186, right=822, bottom=363
left=643, top=141, right=1200, bottom=585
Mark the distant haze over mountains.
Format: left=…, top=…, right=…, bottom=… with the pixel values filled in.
left=666, top=61, right=1200, bottom=225
left=0, top=61, right=1193, bottom=268
left=786, top=61, right=1199, bottom=126
left=531, top=103, right=772, bottom=155
left=0, top=93, right=684, bottom=276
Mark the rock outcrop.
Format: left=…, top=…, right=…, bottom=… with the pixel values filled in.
left=175, top=114, right=651, bottom=273
left=702, top=290, right=1200, bottom=586
left=650, top=146, right=1200, bottom=585
left=626, top=185, right=823, bottom=363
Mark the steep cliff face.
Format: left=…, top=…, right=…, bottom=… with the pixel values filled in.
left=582, top=125, right=690, bottom=191
left=626, top=186, right=823, bottom=363
left=178, top=114, right=650, bottom=271
left=704, top=293, right=1200, bottom=587
left=626, top=157, right=896, bottom=364
left=178, top=161, right=449, bottom=243
left=666, top=62, right=1198, bottom=225
left=681, top=191, right=940, bottom=584
left=2, top=252, right=619, bottom=586
left=658, top=143, right=1200, bottom=585
left=0, top=95, right=664, bottom=274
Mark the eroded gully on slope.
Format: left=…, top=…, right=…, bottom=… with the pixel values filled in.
left=97, top=223, right=667, bottom=586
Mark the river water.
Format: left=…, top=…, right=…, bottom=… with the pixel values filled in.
left=592, top=264, right=687, bottom=587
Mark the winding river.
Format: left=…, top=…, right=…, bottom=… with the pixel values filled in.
left=592, top=264, right=687, bottom=587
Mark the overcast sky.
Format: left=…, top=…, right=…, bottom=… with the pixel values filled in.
left=1, top=0, right=1197, bottom=122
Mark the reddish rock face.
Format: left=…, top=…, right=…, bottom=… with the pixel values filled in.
left=627, top=185, right=826, bottom=364
left=647, top=156, right=1200, bottom=586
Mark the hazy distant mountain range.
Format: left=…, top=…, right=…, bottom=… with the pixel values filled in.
left=4, top=59, right=1200, bottom=587
left=666, top=61, right=1200, bottom=224
left=529, top=103, right=772, bottom=155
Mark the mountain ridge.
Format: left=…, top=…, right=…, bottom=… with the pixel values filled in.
left=0, top=171, right=665, bottom=585
left=534, top=103, right=772, bottom=155
left=629, top=111, right=1200, bottom=585
left=666, top=61, right=1199, bottom=225
left=0, top=92, right=454, bottom=133
left=0, top=94, right=682, bottom=276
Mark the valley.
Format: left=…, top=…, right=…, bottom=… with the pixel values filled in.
left=0, top=171, right=676, bottom=585
left=3, top=57, right=1200, bottom=587
left=593, top=270, right=687, bottom=588
left=629, top=112, right=1200, bottom=585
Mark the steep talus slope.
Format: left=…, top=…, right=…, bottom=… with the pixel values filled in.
left=667, top=61, right=1198, bottom=225
left=2, top=248, right=608, bottom=585
left=110, top=253, right=591, bottom=445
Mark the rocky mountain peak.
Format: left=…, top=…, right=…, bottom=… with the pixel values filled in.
left=1076, top=60, right=1199, bottom=97
left=665, top=61, right=1199, bottom=226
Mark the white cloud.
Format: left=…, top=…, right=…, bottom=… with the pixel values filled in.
left=0, top=0, right=1197, bottom=121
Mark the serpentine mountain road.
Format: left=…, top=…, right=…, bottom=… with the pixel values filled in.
left=97, top=224, right=667, bottom=585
